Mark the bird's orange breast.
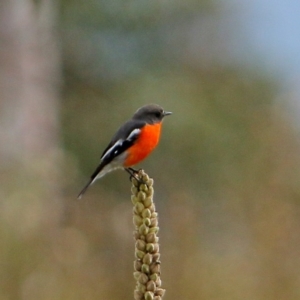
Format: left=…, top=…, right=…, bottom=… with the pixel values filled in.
left=124, top=123, right=162, bottom=167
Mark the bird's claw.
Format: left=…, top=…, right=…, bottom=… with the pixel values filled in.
left=125, top=168, right=144, bottom=184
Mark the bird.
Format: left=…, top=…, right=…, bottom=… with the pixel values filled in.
left=77, top=104, right=172, bottom=199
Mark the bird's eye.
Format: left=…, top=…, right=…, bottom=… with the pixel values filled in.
left=155, top=111, right=162, bottom=118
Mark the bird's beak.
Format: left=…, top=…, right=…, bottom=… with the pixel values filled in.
left=163, top=111, right=172, bottom=116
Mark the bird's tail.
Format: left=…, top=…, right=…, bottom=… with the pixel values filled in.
left=77, top=178, right=93, bottom=200
left=77, top=162, right=106, bottom=199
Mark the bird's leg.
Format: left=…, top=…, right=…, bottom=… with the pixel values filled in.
left=128, top=167, right=139, bottom=173
left=125, top=168, right=143, bottom=184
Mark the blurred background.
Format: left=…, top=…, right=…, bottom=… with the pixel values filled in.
left=1, top=0, right=300, bottom=299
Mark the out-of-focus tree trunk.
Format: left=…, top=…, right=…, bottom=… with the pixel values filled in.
left=0, top=0, right=60, bottom=160
left=0, top=2, right=62, bottom=295
left=0, top=0, right=61, bottom=191
left=0, top=0, right=63, bottom=249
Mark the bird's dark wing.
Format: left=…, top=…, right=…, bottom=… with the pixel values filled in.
left=100, top=119, right=146, bottom=163
left=77, top=120, right=145, bottom=199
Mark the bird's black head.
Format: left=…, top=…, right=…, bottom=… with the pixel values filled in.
left=133, top=104, right=172, bottom=124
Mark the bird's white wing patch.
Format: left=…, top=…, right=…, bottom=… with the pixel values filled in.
left=101, top=128, right=141, bottom=161
left=101, top=128, right=141, bottom=162
left=101, top=139, right=123, bottom=161
left=127, top=128, right=141, bottom=141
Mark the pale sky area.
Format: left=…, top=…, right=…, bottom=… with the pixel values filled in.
left=222, top=0, right=300, bottom=119
left=235, top=0, right=300, bottom=82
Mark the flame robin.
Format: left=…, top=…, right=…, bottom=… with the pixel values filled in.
left=77, top=104, right=172, bottom=199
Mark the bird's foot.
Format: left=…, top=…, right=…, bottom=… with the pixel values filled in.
left=125, top=168, right=144, bottom=184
